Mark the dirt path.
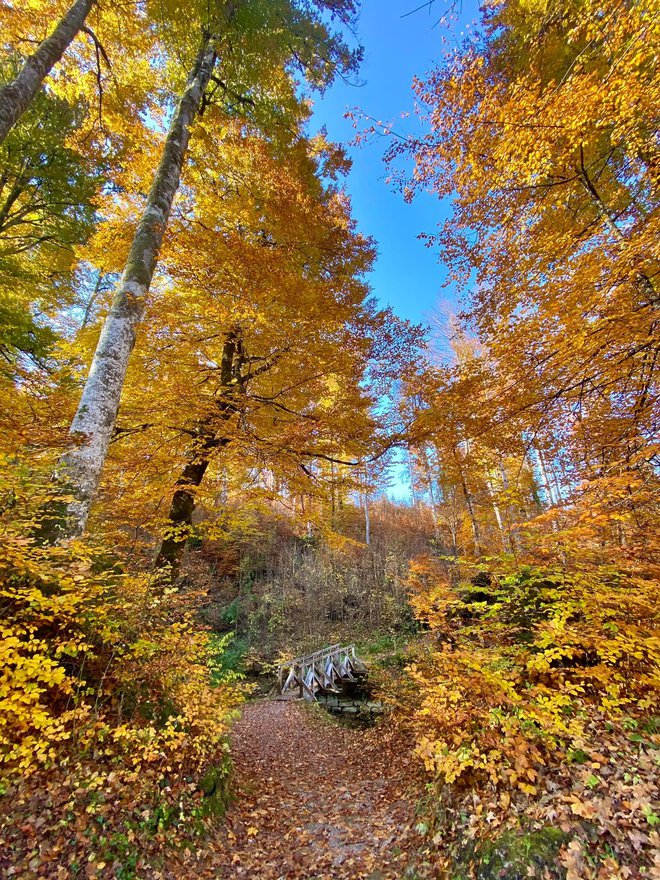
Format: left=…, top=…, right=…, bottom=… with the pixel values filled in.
left=196, top=699, right=428, bottom=879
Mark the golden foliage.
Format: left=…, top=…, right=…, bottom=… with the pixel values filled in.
left=0, top=462, right=243, bottom=870
left=403, top=553, right=660, bottom=877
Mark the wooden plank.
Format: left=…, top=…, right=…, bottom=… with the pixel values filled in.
left=303, top=667, right=317, bottom=701
left=282, top=668, right=297, bottom=694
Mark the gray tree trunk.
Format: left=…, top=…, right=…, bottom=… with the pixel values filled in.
left=486, top=478, right=507, bottom=551
left=534, top=447, right=559, bottom=507
left=407, top=446, right=418, bottom=507
left=0, top=0, right=95, bottom=145
left=453, top=445, right=482, bottom=555
left=419, top=443, right=440, bottom=536
left=57, top=38, right=218, bottom=537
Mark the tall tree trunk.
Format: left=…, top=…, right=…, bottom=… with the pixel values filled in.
left=80, top=268, right=105, bottom=329
left=419, top=444, right=440, bottom=537
left=330, top=459, right=336, bottom=528
left=154, top=331, right=241, bottom=577
left=534, top=447, right=559, bottom=507
left=578, top=157, right=659, bottom=307
left=524, top=449, right=544, bottom=510
left=362, top=470, right=371, bottom=547
left=154, top=327, right=283, bottom=580
left=55, top=37, right=218, bottom=539
left=486, top=478, right=507, bottom=551
left=0, top=0, right=95, bottom=145
left=154, top=451, right=214, bottom=578
left=497, top=459, right=519, bottom=553
left=407, top=446, right=418, bottom=507
left=453, top=447, right=482, bottom=556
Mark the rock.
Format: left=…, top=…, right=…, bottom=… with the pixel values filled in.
left=453, top=827, right=569, bottom=880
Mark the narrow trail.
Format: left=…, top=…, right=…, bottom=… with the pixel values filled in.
left=194, top=699, right=429, bottom=879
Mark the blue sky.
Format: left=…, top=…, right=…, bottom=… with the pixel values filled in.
left=309, top=1, right=482, bottom=500
left=310, top=0, right=480, bottom=330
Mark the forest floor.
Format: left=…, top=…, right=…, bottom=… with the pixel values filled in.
left=171, top=698, right=432, bottom=879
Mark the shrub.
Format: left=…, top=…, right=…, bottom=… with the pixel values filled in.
left=0, top=470, right=243, bottom=877
left=404, top=556, right=660, bottom=879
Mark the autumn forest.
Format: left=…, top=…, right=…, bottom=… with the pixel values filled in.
left=0, top=0, right=658, bottom=878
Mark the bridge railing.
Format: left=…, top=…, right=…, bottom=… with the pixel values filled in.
left=277, top=643, right=363, bottom=701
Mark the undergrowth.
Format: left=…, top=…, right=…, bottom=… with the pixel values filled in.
left=0, top=470, right=245, bottom=878
left=387, top=555, right=660, bottom=880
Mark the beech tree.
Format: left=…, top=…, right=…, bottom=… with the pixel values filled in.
left=83, top=116, right=418, bottom=574
left=0, top=0, right=96, bottom=144
left=52, top=0, right=360, bottom=538
left=56, top=34, right=221, bottom=539
left=0, top=87, right=99, bottom=373
left=386, top=0, right=660, bottom=559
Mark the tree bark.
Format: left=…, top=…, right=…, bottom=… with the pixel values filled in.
left=497, top=459, right=520, bottom=553
left=419, top=443, right=440, bottom=537
left=486, top=478, right=507, bottom=551
left=453, top=446, right=482, bottom=556
left=0, top=0, right=95, bottom=145
left=153, top=332, right=241, bottom=577
left=154, top=450, right=215, bottom=578
left=535, top=447, right=558, bottom=507
left=153, top=329, right=286, bottom=579
left=407, top=446, right=418, bottom=508
left=55, top=37, right=218, bottom=539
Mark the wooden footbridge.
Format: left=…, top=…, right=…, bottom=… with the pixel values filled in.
left=277, top=643, right=367, bottom=701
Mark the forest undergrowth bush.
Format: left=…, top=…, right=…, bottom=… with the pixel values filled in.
left=0, top=461, right=244, bottom=878
left=184, top=502, right=426, bottom=663
left=396, top=553, right=660, bottom=880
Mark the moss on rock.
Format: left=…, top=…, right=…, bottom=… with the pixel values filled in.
left=199, top=763, right=231, bottom=818
left=453, top=826, right=569, bottom=880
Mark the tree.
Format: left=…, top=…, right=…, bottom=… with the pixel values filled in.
left=81, top=117, right=418, bottom=575
left=387, top=0, right=660, bottom=559
left=0, top=0, right=96, bottom=144
left=52, top=0, right=361, bottom=539
left=0, top=85, right=99, bottom=364
left=0, top=83, right=104, bottom=468
left=55, top=33, right=221, bottom=540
